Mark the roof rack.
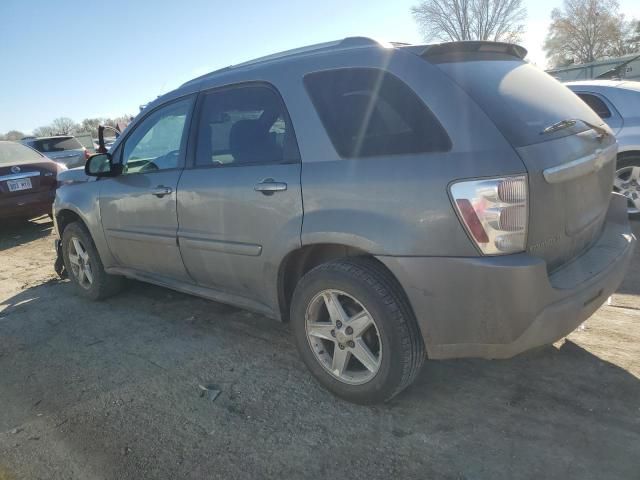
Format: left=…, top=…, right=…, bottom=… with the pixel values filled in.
left=181, top=37, right=390, bottom=88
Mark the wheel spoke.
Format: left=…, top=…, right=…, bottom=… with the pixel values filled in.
left=83, top=265, right=94, bottom=285
left=68, top=253, right=80, bottom=267
left=631, top=167, right=640, bottom=182
left=331, top=347, right=350, bottom=376
left=348, top=310, right=373, bottom=337
left=322, top=291, right=348, bottom=325
left=351, top=338, right=379, bottom=373
left=71, top=237, right=83, bottom=255
left=307, top=322, right=335, bottom=341
left=632, top=195, right=640, bottom=210
left=613, top=175, right=625, bottom=190
left=77, top=267, right=86, bottom=285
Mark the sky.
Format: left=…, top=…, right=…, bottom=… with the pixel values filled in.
left=1, top=0, right=639, bottom=134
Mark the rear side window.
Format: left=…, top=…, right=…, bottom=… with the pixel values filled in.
left=32, top=137, right=83, bottom=152
left=304, top=68, right=451, bottom=158
left=576, top=93, right=611, bottom=119
left=195, top=85, right=300, bottom=167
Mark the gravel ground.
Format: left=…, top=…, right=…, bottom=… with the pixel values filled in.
left=0, top=217, right=638, bottom=480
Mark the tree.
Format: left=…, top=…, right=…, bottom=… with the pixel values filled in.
left=78, top=118, right=104, bottom=137
left=49, top=117, right=79, bottom=135
left=3, top=130, right=25, bottom=141
left=32, top=125, right=56, bottom=137
left=544, top=0, right=634, bottom=67
left=411, top=0, right=527, bottom=43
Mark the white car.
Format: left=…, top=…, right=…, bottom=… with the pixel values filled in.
left=566, top=80, right=640, bottom=218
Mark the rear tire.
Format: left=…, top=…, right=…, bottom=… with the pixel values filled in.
left=615, top=154, right=640, bottom=220
left=61, top=222, right=123, bottom=300
left=290, top=257, right=425, bottom=404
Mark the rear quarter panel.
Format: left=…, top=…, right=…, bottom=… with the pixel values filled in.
left=282, top=49, right=527, bottom=256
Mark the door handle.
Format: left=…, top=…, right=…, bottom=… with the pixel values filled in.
left=254, top=179, right=287, bottom=195
left=150, top=185, right=173, bottom=198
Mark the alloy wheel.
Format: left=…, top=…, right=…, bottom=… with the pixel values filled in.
left=614, top=165, right=640, bottom=214
left=305, top=289, right=382, bottom=385
left=68, top=236, right=94, bottom=289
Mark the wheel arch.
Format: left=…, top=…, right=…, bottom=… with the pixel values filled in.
left=55, top=208, right=89, bottom=237
left=276, top=243, right=413, bottom=325
left=617, top=149, right=640, bottom=162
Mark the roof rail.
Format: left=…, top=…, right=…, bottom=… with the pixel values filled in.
left=181, top=37, right=389, bottom=88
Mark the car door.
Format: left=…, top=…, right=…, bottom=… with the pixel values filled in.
left=177, top=84, right=302, bottom=305
left=99, top=95, right=195, bottom=280
left=574, top=91, right=624, bottom=134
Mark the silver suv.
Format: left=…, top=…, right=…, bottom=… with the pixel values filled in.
left=53, top=38, right=636, bottom=404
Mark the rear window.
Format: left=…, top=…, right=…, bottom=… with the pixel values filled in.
left=433, top=60, right=604, bottom=146
left=576, top=93, right=611, bottom=118
left=304, top=68, right=451, bottom=158
left=32, top=136, right=83, bottom=153
left=0, top=142, right=44, bottom=164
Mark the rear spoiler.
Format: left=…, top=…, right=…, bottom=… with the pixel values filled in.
left=404, top=41, right=527, bottom=61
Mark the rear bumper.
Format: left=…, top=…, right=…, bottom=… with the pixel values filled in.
left=377, top=194, right=636, bottom=359
left=0, top=190, right=54, bottom=219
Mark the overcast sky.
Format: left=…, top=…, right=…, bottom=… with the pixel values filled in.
left=1, top=0, right=639, bottom=133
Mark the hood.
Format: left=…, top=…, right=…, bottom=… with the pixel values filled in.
left=57, top=166, right=93, bottom=185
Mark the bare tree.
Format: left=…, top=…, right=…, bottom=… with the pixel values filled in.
left=2, top=130, right=26, bottom=141
left=411, top=0, right=527, bottom=43
left=544, top=0, right=633, bottom=67
left=49, top=117, right=80, bottom=135
left=32, top=125, right=56, bottom=137
left=78, top=118, right=105, bottom=138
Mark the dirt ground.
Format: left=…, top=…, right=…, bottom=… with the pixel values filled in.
left=0, top=217, right=638, bottom=480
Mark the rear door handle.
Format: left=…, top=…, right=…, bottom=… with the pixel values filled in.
left=254, top=179, right=287, bottom=195
left=151, top=185, right=173, bottom=197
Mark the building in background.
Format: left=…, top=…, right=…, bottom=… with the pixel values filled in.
left=547, top=53, right=640, bottom=82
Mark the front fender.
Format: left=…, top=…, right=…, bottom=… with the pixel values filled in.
left=53, top=180, right=116, bottom=268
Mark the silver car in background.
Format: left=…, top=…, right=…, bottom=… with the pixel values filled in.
left=22, top=135, right=89, bottom=169
left=566, top=80, right=640, bottom=217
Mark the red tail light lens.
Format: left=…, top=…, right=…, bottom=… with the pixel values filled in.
left=84, top=148, right=90, bottom=160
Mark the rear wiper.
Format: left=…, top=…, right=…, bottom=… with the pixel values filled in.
left=541, top=119, right=576, bottom=135
left=541, top=119, right=610, bottom=138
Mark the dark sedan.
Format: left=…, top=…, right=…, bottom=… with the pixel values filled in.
left=0, top=141, right=65, bottom=220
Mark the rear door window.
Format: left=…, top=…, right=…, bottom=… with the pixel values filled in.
left=32, top=137, right=83, bottom=152
left=576, top=93, right=612, bottom=118
left=304, top=68, right=451, bottom=158
left=195, top=84, right=299, bottom=167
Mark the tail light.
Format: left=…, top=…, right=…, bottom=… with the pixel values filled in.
left=83, top=148, right=90, bottom=160
left=450, top=175, right=528, bottom=255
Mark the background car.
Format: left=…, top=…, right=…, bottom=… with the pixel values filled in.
left=566, top=80, right=640, bottom=217
left=0, top=141, right=65, bottom=220
left=21, top=135, right=89, bottom=169
left=73, top=132, right=96, bottom=154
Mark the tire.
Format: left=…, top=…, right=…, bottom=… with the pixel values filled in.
left=61, top=221, right=124, bottom=300
left=615, top=154, right=640, bottom=220
left=290, top=257, right=425, bottom=404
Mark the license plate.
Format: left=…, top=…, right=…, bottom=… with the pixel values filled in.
left=6, top=178, right=32, bottom=192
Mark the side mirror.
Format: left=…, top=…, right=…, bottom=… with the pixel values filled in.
left=85, top=153, right=122, bottom=177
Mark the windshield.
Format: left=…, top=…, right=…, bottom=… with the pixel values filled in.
left=434, top=60, right=604, bottom=146
left=0, top=141, right=43, bottom=164
left=32, top=136, right=83, bottom=152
